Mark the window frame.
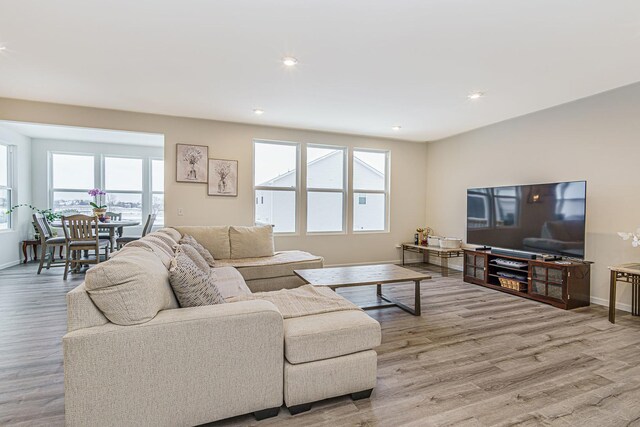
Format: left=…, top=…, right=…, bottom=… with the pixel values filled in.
left=102, top=154, right=145, bottom=223
left=48, top=152, right=164, bottom=226
left=352, top=148, right=390, bottom=233
left=0, top=143, right=14, bottom=232
left=305, top=143, right=348, bottom=235
left=150, top=157, right=165, bottom=226
left=49, top=151, right=97, bottom=216
left=253, top=139, right=301, bottom=235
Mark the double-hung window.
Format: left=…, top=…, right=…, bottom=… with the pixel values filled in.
left=353, top=149, right=389, bottom=232
left=254, top=140, right=299, bottom=233
left=0, top=144, right=12, bottom=230
left=104, top=156, right=143, bottom=222
left=306, top=145, right=346, bottom=233
left=51, top=153, right=95, bottom=215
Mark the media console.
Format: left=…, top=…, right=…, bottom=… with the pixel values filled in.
left=463, top=249, right=591, bottom=310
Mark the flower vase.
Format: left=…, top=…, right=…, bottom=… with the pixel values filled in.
left=93, top=208, right=107, bottom=218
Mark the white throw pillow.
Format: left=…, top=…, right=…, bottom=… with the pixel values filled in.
left=180, top=234, right=215, bottom=267
left=229, top=225, right=275, bottom=259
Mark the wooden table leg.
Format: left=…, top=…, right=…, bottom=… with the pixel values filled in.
left=633, top=277, right=639, bottom=317
left=32, top=243, right=38, bottom=261
left=22, top=241, right=28, bottom=264
left=609, top=270, right=617, bottom=324
left=441, top=257, right=449, bottom=277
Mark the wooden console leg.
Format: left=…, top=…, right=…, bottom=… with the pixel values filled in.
left=253, top=407, right=280, bottom=420
left=351, top=388, right=373, bottom=400
left=288, top=403, right=312, bottom=415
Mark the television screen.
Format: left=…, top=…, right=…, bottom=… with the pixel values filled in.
left=466, top=181, right=586, bottom=258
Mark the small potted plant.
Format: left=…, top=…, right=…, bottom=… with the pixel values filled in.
left=6, top=204, right=64, bottom=236
left=618, top=229, right=640, bottom=247
left=88, top=188, right=107, bottom=218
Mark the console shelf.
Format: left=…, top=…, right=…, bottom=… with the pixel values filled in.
left=463, top=249, right=591, bottom=310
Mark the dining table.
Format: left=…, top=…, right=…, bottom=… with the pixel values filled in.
left=50, top=219, right=140, bottom=252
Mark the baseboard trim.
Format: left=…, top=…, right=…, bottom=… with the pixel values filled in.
left=590, top=296, right=631, bottom=313
left=326, top=260, right=402, bottom=268
left=0, top=259, right=21, bottom=270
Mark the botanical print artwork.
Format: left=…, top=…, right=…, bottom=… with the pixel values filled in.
left=208, top=159, right=238, bottom=196
left=176, top=144, right=208, bottom=183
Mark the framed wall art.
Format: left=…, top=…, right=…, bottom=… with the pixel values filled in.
left=208, top=158, right=238, bottom=196
left=176, top=143, right=208, bottom=183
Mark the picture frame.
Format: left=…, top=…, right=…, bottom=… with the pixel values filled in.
left=208, top=158, right=238, bottom=197
left=176, top=144, right=208, bottom=183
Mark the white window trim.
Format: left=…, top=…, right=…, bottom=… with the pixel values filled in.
left=253, top=139, right=301, bottom=235
left=48, top=151, right=97, bottom=215
left=352, top=147, right=390, bottom=234
left=306, top=143, right=348, bottom=235
left=150, top=157, right=165, bottom=226
left=0, top=143, right=14, bottom=232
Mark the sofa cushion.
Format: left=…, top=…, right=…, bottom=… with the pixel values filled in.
left=156, top=227, right=182, bottom=243
left=214, top=266, right=252, bottom=301
left=124, top=239, right=173, bottom=268
left=215, top=250, right=324, bottom=281
left=84, top=246, right=179, bottom=326
left=283, top=310, right=381, bottom=364
left=172, top=226, right=231, bottom=259
left=229, top=225, right=274, bottom=259
left=145, top=232, right=178, bottom=252
left=169, top=245, right=225, bottom=307
left=180, top=234, right=215, bottom=267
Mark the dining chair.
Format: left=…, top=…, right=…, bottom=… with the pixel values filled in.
left=61, top=214, right=110, bottom=280
left=32, top=212, right=67, bottom=274
left=98, top=211, right=122, bottom=251
left=116, top=214, right=156, bottom=249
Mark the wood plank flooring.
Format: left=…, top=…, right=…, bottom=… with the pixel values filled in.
left=1, top=262, right=639, bottom=426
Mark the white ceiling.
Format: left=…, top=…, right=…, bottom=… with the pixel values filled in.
left=0, top=0, right=639, bottom=142
left=0, top=121, right=164, bottom=147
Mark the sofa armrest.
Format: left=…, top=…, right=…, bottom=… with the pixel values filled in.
left=64, top=301, right=284, bottom=427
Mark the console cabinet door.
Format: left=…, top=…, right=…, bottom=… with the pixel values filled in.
left=528, top=262, right=566, bottom=303
left=464, top=252, right=487, bottom=283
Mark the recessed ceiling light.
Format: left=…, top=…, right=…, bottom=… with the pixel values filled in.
left=0, top=46, right=7, bottom=51
left=282, top=56, right=298, bottom=67
left=468, top=91, right=485, bottom=100
left=253, top=108, right=264, bottom=115
left=392, top=125, right=402, bottom=131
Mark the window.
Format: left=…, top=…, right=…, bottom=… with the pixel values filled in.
left=50, top=153, right=164, bottom=226
left=0, top=144, right=12, bottom=230
left=353, top=149, right=389, bottom=231
left=254, top=140, right=298, bottom=233
left=104, top=157, right=143, bottom=221
left=51, top=153, right=95, bottom=215
left=151, top=159, right=165, bottom=225
left=306, top=145, right=346, bottom=233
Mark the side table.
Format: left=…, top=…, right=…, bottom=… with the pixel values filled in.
left=608, top=263, right=640, bottom=323
left=22, top=239, right=40, bottom=264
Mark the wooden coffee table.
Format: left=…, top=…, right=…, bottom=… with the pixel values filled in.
left=294, top=264, right=431, bottom=316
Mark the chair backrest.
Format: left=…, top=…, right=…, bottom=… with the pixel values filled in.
left=106, top=211, right=122, bottom=221
left=142, top=214, right=157, bottom=237
left=62, top=214, right=99, bottom=243
left=33, top=212, right=53, bottom=241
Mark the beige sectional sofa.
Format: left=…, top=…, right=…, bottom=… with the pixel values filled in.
left=63, top=226, right=381, bottom=426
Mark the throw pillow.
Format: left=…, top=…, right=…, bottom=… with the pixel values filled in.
left=146, top=232, right=178, bottom=252
left=169, top=245, right=224, bottom=307
left=229, top=225, right=274, bottom=258
left=180, top=234, right=215, bottom=267
left=156, top=227, right=182, bottom=244
left=85, top=247, right=179, bottom=325
left=176, top=243, right=210, bottom=272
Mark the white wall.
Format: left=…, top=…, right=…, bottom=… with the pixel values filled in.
left=0, top=126, right=32, bottom=268
left=30, top=138, right=163, bottom=236
left=426, top=82, right=640, bottom=310
left=0, top=98, right=428, bottom=266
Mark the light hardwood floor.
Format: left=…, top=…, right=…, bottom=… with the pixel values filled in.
left=1, top=262, right=639, bottom=426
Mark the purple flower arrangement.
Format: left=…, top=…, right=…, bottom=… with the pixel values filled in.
left=88, top=188, right=107, bottom=209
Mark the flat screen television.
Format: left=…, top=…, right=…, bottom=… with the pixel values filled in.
left=466, top=181, right=586, bottom=259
